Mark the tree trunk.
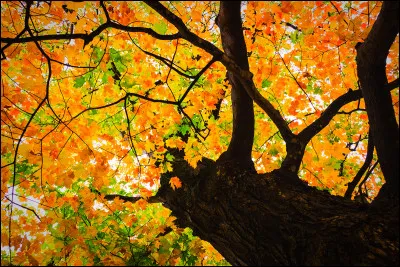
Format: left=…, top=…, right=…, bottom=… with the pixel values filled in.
left=356, top=1, right=399, bottom=206
left=157, top=151, right=399, bottom=265
left=216, top=2, right=255, bottom=171
left=281, top=138, right=306, bottom=175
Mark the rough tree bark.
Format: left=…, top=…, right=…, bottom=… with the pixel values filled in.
left=153, top=1, right=399, bottom=265
left=157, top=152, right=398, bottom=265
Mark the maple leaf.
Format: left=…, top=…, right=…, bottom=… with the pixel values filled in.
left=169, top=176, right=182, bottom=190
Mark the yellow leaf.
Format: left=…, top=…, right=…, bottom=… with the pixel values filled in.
left=165, top=162, right=173, bottom=172
left=18, top=143, right=33, bottom=159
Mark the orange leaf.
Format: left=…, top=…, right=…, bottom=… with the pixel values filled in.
left=169, top=176, right=182, bottom=190
left=281, top=2, right=294, bottom=13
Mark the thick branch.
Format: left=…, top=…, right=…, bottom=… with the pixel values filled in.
left=68, top=92, right=178, bottom=123
left=1, top=21, right=181, bottom=50
left=281, top=79, right=397, bottom=176
left=299, top=78, right=399, bottom=143
left=104, top=194, right=162, bottom=203
left=144, top=1, right=224, bottom=56
left=356, top=1, right=399, bottom=204
left=178, top=57, right=218, bottom=103
left=344, top=129, right=374, bottom=199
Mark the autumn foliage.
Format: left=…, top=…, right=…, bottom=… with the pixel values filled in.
left=1, top=1, right=398, bottom=266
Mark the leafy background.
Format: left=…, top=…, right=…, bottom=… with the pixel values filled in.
left=1, top=1, right=398, bottom=265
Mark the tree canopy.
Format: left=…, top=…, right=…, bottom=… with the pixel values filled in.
left=1, top=1, right=398, bottom=266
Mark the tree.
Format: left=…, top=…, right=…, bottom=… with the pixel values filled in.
left=1, top=1, right=398, bottom=265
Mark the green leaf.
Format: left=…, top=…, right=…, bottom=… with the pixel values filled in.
left=93, top=256, right=101, bottom=265
left=333, top=161, right=341, bottom=170
left=129, top=149, right=137, bottom=157
left=166, top=153, right=175, bottom=162
left=192, top=114, right=202, bottom=128
left=220, top=135, right=229, bottom=146
left=99, top=15, right=105, bottom=24
left=109, top=48, right=122, bottom=62
left=96, top=231, right=105, bottom=239
left=89, top=109, right=98, bottom=115
left=262, top=79, right=272, bottom=88
left=102, top=70, right=112, bottom=83
left=269, top=147, right=279, bottom=156
left=154, top=21, right=168, bottom=34
left=179, top=124, right=190, bottom=135
left=290, top=32, right=298, bottom=43
left=314, top=86, right=323, bottom=94
left=93, top=46, right=104, bottom=62
left=74, top=76, right=86, bottom=88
